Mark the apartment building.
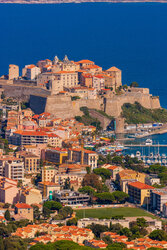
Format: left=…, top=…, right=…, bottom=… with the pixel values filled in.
left=68, top=148, right=98, bottom=169
left=37, top=71, right=78, bottom=92
left=10, top=131, right=48, bottom=145
left=117, top=169, right=146, bottom=193
left=151, top=187, right=167, bottom=212
left=4, top=158, right=24, bottom=181
left=16, top=151, right=39, bottom=173
left=42, top=166, right=57, bottom=182
left=47, top=133, right=62, bottom=147
left=45, top=148, right=68, bottom=164
left=128, top=181, right=154, bottom=206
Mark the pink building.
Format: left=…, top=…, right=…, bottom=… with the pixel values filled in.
left=0, top=177, right=19, bottom=204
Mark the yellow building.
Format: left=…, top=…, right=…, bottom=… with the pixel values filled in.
left=45, top=148, right=68, bottom=164
left=128, top=181, right=155, bottom=206
left=117, top=169, right=146, bottom=193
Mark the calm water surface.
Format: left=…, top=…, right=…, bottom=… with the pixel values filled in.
left=0, top=3, right=167, bottom=107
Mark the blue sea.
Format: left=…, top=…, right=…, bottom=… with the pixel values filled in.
left=0, top=3, right=167, bottom=107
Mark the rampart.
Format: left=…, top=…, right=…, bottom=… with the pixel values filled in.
left=0, top=82, right=50, bottom=101
left=88, top=109, right=111, bottom=129
left=104, top=92, right=160, bottom=117
left=0, top=81, right=161, bottom=119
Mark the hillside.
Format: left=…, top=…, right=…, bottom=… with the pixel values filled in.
left=121, top=102, right=167, bottom=124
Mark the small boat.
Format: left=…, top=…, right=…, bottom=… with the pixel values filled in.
left=149, top=152, right=154, bottom=158
left=147, top=159, right=151, bottom=164
left=162, top=154, right=166, bottom=159
left=136, top=151, right=141, bottom=157
left=145, top=139, right=153, bottom=145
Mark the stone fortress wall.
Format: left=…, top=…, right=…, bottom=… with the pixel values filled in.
left=0, top=80, right=161, bottom=119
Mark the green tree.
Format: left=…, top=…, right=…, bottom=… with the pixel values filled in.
left=66, top=218, right=77, bottom=226
left=43, top=201, right=62, bottom=211
left=95, top=192, right=114, bottom=204
left=136, top=217, right=148, bottom=228
left=120, top=227, right=132, bottom=238
left=79, top=186, right=95, bottom=195
left=88, top=223, right=109, bottom=238
left=112, top=191, right=129, bottom=203
left=82, top=173, right=102, bottom=191
left=4, top=210, right=10, bottom=221
left=64, top=177, right=70, bottom=190
left=130, top=81, right=139, bottom=87
left=3, top=236, right=27, bottom=250
left=31, top=205, right=40, bottom=220
left=149, top=229, right=167, bottom=241
left=102, top=235, right=113, bottom=244
left=93, top=168, right=111, bottom=181
left=110, top=223, right=123, bottom=233
left=111, top=156, right=123, bottom=165
left=62, top=206, right=73, bottom=217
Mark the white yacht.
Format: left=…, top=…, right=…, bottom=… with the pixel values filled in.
left=145, top=139, right=153, bottom=145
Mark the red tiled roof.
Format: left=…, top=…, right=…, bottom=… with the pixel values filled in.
left=15, top=203, right=32, bottom=209
left=128, top=181, right=155, bottom=190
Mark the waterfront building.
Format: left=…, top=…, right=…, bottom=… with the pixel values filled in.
left=128, top=181, right=154, bottom=206
left=8, top=64, right=19, bottom=80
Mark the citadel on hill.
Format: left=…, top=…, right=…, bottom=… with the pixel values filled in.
left=0, top=55, right=160, bottom=132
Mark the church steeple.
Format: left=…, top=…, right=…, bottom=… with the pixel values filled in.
left=53, top=56, right=59, bottom=65
left=63, top=55, right=69, bottom=63
left=17, top=102, right=23, bottom=130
